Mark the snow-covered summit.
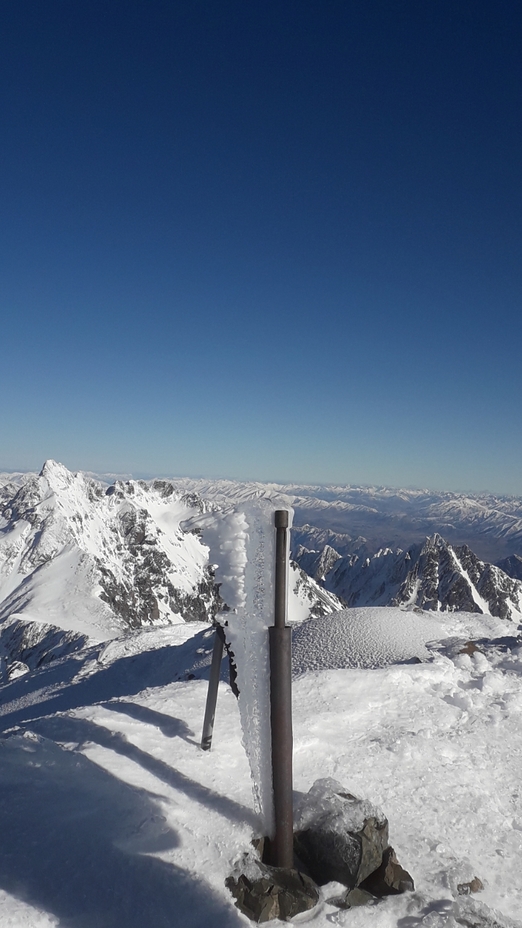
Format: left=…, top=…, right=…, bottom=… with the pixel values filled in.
left=0, top=461, right=218, bottom=641
left=0, top=463, right=341, bottom=665
left=1, top=604, right=522, bottom=925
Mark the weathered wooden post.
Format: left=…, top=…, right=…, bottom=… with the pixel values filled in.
left=268, top=509, right=294, bottom=868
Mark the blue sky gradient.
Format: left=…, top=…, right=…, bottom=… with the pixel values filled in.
left=1, top=1, right=521, bottom=493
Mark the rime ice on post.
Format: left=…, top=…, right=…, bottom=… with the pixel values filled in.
left=228, top=500, right=294, bottom=836
left=198, top=499, right=293, bottom=835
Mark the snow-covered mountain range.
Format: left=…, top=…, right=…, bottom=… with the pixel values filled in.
left=160, top=476, right=522, bottom=621
left=295, top=533, right=522, bottom=621
left=0, top=462, right=340, bottom=668
left=2, top=461, right=522, bottom=673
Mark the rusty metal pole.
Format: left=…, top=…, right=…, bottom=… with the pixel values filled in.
left=201, top=624, right=226, bottom=751
left=269, top=509, right=294, bottom=868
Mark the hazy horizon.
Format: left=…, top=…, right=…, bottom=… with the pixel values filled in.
left=1, top=456, right=521, bottom=500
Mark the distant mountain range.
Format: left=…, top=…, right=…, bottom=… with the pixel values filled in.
left=158, top=476, right=522, bottom=563
left=294, top=533, right=522, bottom=622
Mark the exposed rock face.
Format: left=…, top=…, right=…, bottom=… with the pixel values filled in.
left=295, top=816, right=389, bottom=889
left=359, top=846, right=415, bottom=896
left=394, top=536, right=522, bottom=620
left=290, top=562, right=343, bottom=617
left=457, top=877, right=484, bottom=895
left=294, top=544, right=342, bottom=582
left=95, top=509, right=221, bottom=628
left=496, top=554, right=522, bottom=582
left=296, top=534, right=522, bottom=621
left=337, top=887, right=376, bottom=908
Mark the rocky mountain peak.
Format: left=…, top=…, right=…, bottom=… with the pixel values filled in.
left=39, top=458, right=72, bottom=483
left=295, top=532, right=522, bottom=622
left=0, top=464, right=342, bottom=652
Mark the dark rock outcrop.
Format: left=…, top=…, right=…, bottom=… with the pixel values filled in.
left=359, top=845, right=414, bottom=896
left=496, top=554, right=522, bottom=582
left=293, top=779, right=413, bottom=906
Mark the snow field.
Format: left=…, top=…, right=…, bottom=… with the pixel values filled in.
left=292, top=653, right=522, bottom=924
left=1, top=605, right=522, bottom=926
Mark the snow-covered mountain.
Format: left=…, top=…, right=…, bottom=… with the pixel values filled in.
left=0, top=462, right=340, bottom=668
left=0, top=461, right=219, bottom=637
left=5, top=470, right=522, bottom=563
left=300, top=533, right=522, bottom=621
left=295, top=543, right=343, bottom=583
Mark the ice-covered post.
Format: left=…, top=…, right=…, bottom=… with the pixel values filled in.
left=268, top=509, right=294, bottom=869
left=196, top=502, right=294, bottom=852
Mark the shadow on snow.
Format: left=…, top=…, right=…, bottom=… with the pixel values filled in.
left=25, top=713, right=258, bottom=828
left=0, top=730, right=245, bottom=928
left=0, top=632, right=227, bottom=732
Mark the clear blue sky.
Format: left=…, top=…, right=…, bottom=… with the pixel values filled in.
left=1, top=1, right=521, bottom=494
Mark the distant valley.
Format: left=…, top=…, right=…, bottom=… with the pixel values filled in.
left=166, top=476, right=522, bottom=563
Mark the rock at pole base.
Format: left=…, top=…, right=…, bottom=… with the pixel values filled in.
left=226, top=864, right=319, bottom=923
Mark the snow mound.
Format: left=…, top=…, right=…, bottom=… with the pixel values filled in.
left=292, top=606, right=509, bottom=673
left=292, top=607, right=440, bottom=672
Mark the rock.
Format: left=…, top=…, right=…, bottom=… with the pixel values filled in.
left=293, top=778, right=388, bottom=888
left=339, top=888, right=377, bottom=908
left=457, top=877, right=484, bottom=895
left=226, top=863, right=320, bottom=923
left=359, top=846, right=414, bottom=896
left=459, top=641, right=483, bottom=656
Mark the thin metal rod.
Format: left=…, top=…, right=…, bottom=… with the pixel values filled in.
left=269, top=509, right=294, bottom=869
left=201, top=624, right=226, bottom=751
